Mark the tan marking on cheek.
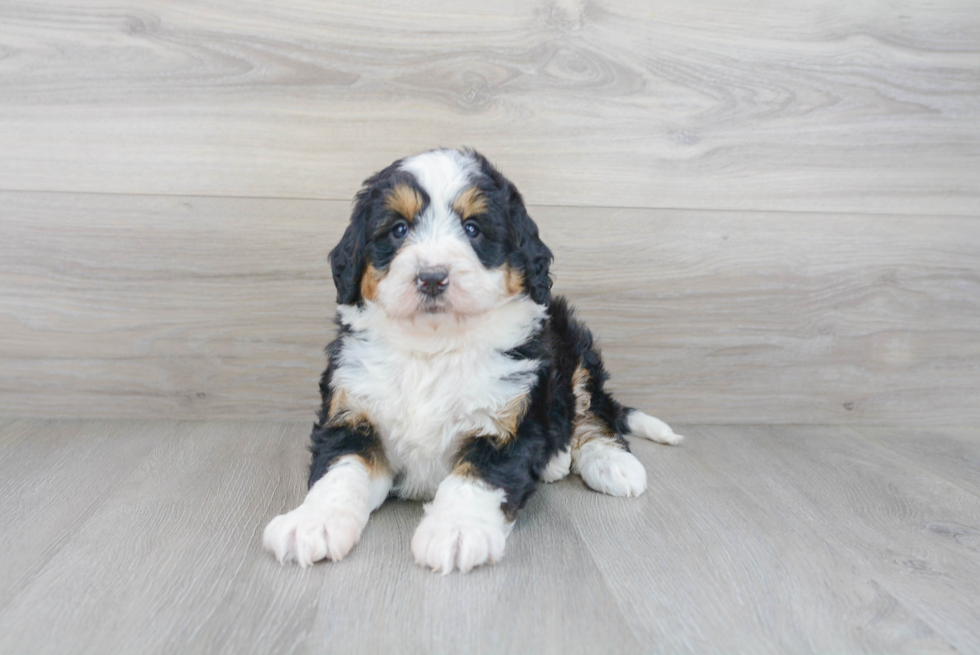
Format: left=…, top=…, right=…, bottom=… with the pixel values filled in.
left=503, top=265, right=524, bottom=297
left=453, top=186, right=488, bottom=220
left=360, top=263, right=384, bottom=301
left=385, top=184, right=423, bottom=222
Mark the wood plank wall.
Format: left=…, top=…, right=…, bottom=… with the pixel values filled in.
left=1, top=1, right=978, bottom=424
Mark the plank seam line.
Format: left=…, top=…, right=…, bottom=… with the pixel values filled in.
left=2, top=188, right=979, bottom=220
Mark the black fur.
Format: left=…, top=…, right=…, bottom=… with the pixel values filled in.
left=452, top=297, right=630, bottom=517
left=468, top=151, right=554, bottom=305
left=308, top=420, right=386, bottom=488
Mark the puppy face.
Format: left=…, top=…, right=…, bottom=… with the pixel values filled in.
left=330, top=149, right=553, bottom=319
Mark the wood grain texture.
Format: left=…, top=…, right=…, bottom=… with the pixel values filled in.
left=1, top=419, right=978, bottom=653
left=0, top=192, right=333, bottom=421
left=1, top=1, right=978, bottom=214
left=2, top=191, right=978, bottom=424
left=681, top=425, right=980, bottom=654
left=566, top=429, right=966, bottom=653
left=854, top=425, right=980, bottom=497
left=0, top=419, right=643, bottom=655
left=0, top=420, right=163, bottom=611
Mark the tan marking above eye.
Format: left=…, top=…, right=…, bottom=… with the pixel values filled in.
left=385, top=184, right=424, bottom=222
left=453, top=186, right=488, bottom=220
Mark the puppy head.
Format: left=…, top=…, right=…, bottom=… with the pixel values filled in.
left=329, top=148, right=552, bottom=319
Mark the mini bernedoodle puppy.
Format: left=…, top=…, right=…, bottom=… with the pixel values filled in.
left=263, top=148, right=683, bottom=573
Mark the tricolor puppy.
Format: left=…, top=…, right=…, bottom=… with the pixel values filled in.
left=263, top=148, right=682, bottom=573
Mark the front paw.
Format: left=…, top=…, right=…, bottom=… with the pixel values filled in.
left=411, top=512, right=508, bottom=574
left=410, top=474, right=512, bottom=574
left=263, top=504, right=363, bottom=567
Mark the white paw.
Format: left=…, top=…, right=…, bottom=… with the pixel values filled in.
left=540, top=448, right=571, bottom=482
left=627, top=411, right=684, bottom=445
left=410, top=475, right=511, bottom=574
left=575, top=443, right=648, bottom=497
left=411, top=513, right=509, bottom=574
left=263, top=503, right=363, bottom=567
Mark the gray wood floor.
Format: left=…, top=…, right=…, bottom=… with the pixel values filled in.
left=1, top=419, right=978, bottom=654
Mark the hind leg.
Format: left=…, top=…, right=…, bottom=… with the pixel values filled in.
left=555, top=301, right=682, bottom=497
left=625, top=409, right=684, bottom=445
left=569, top=364, right=649, bottom=497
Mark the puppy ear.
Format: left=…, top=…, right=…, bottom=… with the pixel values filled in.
left=329, top=191, right=370, bottom=306
left=507, top=189, right=553, bottom=306
left=468, top=149, right=554, bottom=305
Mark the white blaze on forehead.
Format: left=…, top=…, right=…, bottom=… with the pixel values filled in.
left=400, top=149, right=481, bottom=243
left=399, top=149, right=480, bottom=212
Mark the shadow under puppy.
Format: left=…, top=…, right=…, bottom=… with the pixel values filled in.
left=263, top=148, right=683, bottom=573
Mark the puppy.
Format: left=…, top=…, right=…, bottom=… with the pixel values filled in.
left=263, top=148, right=682, bottom=573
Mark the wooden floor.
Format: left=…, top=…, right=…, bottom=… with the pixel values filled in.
left=1, top=419, right=978, bottom=654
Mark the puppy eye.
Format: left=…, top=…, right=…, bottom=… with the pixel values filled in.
left=392, top=221, right=409, bottom=239
left=463, top=221, right=480, bottom=238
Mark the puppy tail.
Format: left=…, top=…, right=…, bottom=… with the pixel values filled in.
left=623, top=409, right=684, bottom=445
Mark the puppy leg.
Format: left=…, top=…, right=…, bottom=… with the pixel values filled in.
left=624, top=409, right=684, bottom=445
left=571, top=407, right=683, bottom=496
left=411, top=472, right=512, bottom=574
left=572, top=438, right=647, bottom=497
left=263, top=422, right=390, bottom=567
left=570, top=363, right=648, bottom=498
left=412, top=437, right=534, bottom=574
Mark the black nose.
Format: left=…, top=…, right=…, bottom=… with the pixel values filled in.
left=416, top=267, right=449, bottom=297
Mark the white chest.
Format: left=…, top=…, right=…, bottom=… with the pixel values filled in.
left=331, top=300, right=546, bottom=499
left=333, top=336, right=539, bottom=499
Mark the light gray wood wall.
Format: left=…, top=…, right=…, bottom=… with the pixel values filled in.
left=1, top=1, right=978, bottom=424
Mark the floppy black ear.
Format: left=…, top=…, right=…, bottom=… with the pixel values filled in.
left=329, top=159, right=406, bottom=306
left=329, top=191, right=370, bottom=306
left=469, top=149, right=554, bottom=306
left=507, top=190, right=553, bottom=306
